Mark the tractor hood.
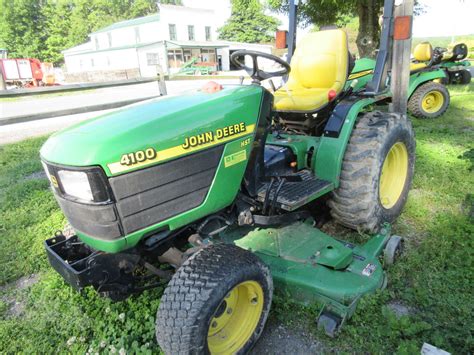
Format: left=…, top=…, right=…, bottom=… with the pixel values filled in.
left=41, top=85, right=264, bottom=176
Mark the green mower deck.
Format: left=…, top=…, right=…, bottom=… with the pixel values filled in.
left=220, top=221, right=391, bottom=335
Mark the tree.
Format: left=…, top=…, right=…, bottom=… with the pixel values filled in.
left=218, top=0, right=280, bottom=43
left=270, top=0, right=425, bottom=58
left=0, top=0, right=158, bottom=65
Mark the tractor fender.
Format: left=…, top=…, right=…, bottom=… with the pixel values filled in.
left=408, top=69, right=446, bottom=97
left=314, top=97, right=376, bottom=186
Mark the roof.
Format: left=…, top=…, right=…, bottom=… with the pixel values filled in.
left=166, top=40, right=229, bottom=49
left=63, top=41, right=165, bottom=56
left=62, top=41, right=94, bottom=54
left=90, top=14, right=160, bottom=35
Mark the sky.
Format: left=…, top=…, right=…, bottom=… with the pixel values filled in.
left=271, top=0, right=474, bottom=39
left=412, top=0, right=474, bottom=37
left=185, top=0, right=474, bottom=39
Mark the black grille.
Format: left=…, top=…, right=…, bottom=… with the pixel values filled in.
left=109, top=146, right=224, bottom=234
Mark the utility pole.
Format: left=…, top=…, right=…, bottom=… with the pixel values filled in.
left=390, top=0, right=414, bottom=114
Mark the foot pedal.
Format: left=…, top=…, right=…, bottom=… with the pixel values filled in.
left=257, top=170, right=332, bottom=211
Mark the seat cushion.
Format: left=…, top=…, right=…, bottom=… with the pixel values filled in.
left=274, top=87, right=330, bottom=112
left=410, top=62, right=428, bottom=71
left=274, top=29, right=349, bottom=112
left=413, top=42, right=433, bottom=62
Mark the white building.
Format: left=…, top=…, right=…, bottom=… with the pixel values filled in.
left=62, top=4, right=273, bottom=79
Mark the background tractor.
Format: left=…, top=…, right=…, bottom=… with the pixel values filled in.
left=347, top=41, right=471, bottom=119
left=41, top=0, right=417, bottom=352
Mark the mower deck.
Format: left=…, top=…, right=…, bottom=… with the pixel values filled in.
left=220, top=220, right=390, bottom=335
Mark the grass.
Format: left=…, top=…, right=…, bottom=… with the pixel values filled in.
left=0, top=83, right=473, bottom=353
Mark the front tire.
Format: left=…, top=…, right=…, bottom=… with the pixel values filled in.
left=156, top=243, right=273, bottom=354
left=408, top=81, right=450, bottom=118
left=328, top=111, right=415, bottom=233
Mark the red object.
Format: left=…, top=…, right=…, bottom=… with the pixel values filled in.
left=394, top=16, right=412, bottom=40
left=202, top=81, right=223, bottom=93
left=276, top=30, right=288, bottom=49
left=30, top=58, right=43, bottom=80
left=328, top=89, right=337, bottom=101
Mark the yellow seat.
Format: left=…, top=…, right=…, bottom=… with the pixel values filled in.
left=410, top=62, right=428, bottom=71
left=413, top=42, right=433, bottom=62
left=274, top=29, right=349, bottom=112
left=410, top=42, right=433, bottom=72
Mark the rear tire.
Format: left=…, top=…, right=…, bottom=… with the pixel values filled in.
left=156, top=243, right=273, bottom=354
left=328, top=111, right=415, bottom=233
left=459, top=69, right=472, bottom=85
left=408, top=81, right=450, bottom=118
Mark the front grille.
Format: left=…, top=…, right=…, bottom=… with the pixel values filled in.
left=109, top=146, right=224, bottom=234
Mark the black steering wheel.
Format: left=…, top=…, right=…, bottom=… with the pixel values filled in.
left=230, top=50, right=291, bottom=82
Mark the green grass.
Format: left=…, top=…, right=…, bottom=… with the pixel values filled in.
left=0, top=83, right=473, bottom=353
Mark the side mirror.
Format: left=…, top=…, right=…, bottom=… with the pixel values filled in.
left=275, top=30, right=288, bottom=49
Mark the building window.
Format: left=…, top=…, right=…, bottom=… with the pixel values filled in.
left=94, top=37, right=99, bottom=50
left=135, top=27, right=141, bottom=43
left=169, top=24, right=176, bottom=41
left=167, top=49, right=184, bottom=68
left=107, top=33, right=112, bottom=48
left=106, top=56, right=111, bottom=66
left=205, top=26, right=211, bottom=41
left=91, top=58, right=94, bottom=67
left=201, top=48, right=216, bottom=63
left=147, top=53, right=159, bottom=66
left=188, top=25, right=195, bottom=41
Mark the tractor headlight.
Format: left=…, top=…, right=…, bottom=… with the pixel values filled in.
left=57, top=170, right=93, bottom=202
left=41, top=160, right=112, bottom=204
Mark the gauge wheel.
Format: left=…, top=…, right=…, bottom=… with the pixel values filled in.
left=408, top=81, right=450, bottom=118
left=329, top=111, right=416, bottom=233
left=156, top=243, right=273, bottom=354
left=384, top=235, right=404, bottom=266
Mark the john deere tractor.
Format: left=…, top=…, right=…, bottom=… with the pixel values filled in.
left=41, top=0, right=416, bottom=352
left=347, top=40, right=471, bottom=119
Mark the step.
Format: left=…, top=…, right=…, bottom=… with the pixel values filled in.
left=257, top=170, right=333, bottom=211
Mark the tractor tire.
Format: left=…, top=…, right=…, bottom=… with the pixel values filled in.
left=459, top=69, right=472, bottom=85
left=328, top=111, right=415, bottom=233
left=156, top=243, right=273, bottom=355
left=408, top=81, right=450, bottom=118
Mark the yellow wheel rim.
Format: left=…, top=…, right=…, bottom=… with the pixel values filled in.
left=207, top=281, right=264, bottom=354
left=421, top=90, right=444, bottom=113
left=379, top=142, right=409, bottom=209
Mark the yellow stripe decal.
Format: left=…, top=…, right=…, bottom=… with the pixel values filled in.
left=348, top=69, right=373, bottom=80
left=107, top=123, right=256, bottom=174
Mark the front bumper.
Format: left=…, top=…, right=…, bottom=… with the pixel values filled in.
left=45, top=232, right=139, bottom=292
left=45, top=233, right=103, bottom=291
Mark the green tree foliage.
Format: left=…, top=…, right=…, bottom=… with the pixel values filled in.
left=0, top=0, right=158, bottom=65
left=218, top=0, right=280, bottom=43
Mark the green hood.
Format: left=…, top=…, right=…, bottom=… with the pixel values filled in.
left=41, top=85, right=264, bottom=176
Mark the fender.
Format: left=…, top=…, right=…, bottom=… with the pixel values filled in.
left=408, top=69, right=446, bottom=97
left=314, top=97, right=376, bottom=186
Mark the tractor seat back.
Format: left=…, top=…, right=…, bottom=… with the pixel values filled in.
left=274, top=29, right=349, bottom=112
left=413, top=42, right=433, bottom=62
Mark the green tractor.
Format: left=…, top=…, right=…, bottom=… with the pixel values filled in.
left=348, top=40, right=471, bottom=119
left=41, top=0, right=416, bottom=353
